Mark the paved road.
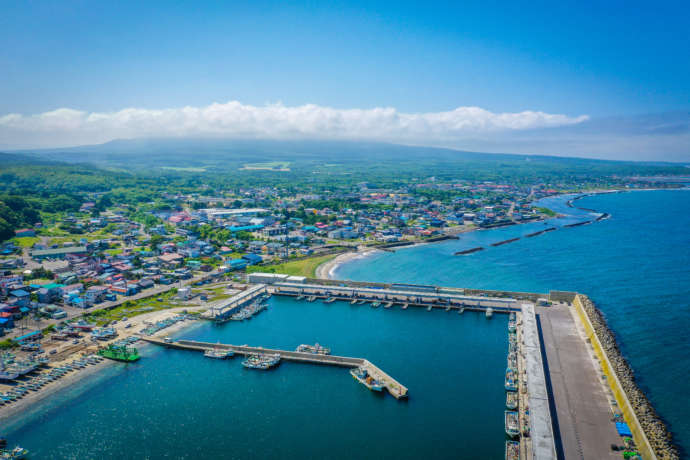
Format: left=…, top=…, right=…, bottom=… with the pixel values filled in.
left=538, top=303, right=621, bottom=460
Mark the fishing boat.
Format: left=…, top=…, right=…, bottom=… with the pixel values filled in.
left=350, top=298, right=358, bottom=305
left=296, top=294, right=305, bottom=301
left=323, top=297, right=336, bottom=304
left=508, top=319, right=517, bottom=333
left=384, top=302, right=393, bottom=308
left=371, top=301, right=381, bottom=308
left=91, top=327, right=117, bottom=341
left=307, top=296, right=316, bottom=302
left=204, top=347, right=233, bottom=359
left=505, top=440, right=520, bottom=460
left=357, top=299, right=366, bottom=305
left=486, top=307, right=494, bottom=318
left=242, top=353, right=281, bottom=370
left=505, top=368, right=518, bottom=391
left=0, top=446, right=29, bottom=459
left=458, top=306, right=465, bottom=314
left=350, top=366, right=383, bottom=392
left=427, top=305, right=432, bottom=311
left=505, top=411, right=520, bottom=438
left=98, top=344, right=140, bottom=362
left=506, top=391, right=518, bottom=410
left=401, top=303, right=408, bottom=310
left=296, top=343, right=331, bottom=355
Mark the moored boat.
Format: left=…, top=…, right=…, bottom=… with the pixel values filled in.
left=296, top=343, right=331, bottom=355
left=98, top=344, right=140, bottom=362
left=505, top=411, right=520, bottom=438
left=204, top=347, right=234, bottom=359
left=241, top=353, right=280, bottom=370
left=505, top=368, right=518, bottom=391
left=505, top=440, right=520, bottom=460
left=506, top=391, right=518, bottom=410
left=350, top=366, right=383, bottom=392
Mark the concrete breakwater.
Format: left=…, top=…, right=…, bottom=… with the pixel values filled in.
left=563, top=220, right=592, bottom=228
left=454, top=246, right=484, bottom=255
left=490, top=237, right=520, bottom=247
left=525, top=227, right=557, bottom=238
left=575, top=295, right=679, bottom=460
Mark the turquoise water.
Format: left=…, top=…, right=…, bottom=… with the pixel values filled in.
left=336, top=189, right=690, bottom=456
left=4, top=297, right=509, bottom=459
left=4, top=190, right=689, bottom=458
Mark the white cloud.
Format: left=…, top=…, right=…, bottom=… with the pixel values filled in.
left=0, top=101, right=588, bottom=148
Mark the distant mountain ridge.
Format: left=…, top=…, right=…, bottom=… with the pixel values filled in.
left=8, top=138, right=685, bottom=168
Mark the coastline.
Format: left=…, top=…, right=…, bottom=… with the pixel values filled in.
left=317, top=191, right=612, bottom=280
left=315, top=248, right=382, bottom=279
left=0, top=305, right=208, bottom=429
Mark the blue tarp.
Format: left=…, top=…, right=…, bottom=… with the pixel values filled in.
left=615, top=422, right=633, bottom=437
left=228, top=225, right=263, bottom=232
left=14, top=330, right=41, bottom=342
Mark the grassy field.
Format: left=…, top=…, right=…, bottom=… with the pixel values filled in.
left=82, top=289, right=187, bottom=325
left=247, top=253, right=338, bottom=278
left=11, top=236, right=39, bottom=248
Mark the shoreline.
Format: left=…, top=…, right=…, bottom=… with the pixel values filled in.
left=315, top=248, right=382, bottom=279
left=317, top=191, right=615, bottom=279
left=0, top=305, right=209, bottom=430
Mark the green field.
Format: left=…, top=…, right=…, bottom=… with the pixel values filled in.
left=247, top=253, right=338, bottom=278
left=11, top=236, right=39, bottom=248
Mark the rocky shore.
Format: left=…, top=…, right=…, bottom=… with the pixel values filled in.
left=580, top=295, right=679, bottom=459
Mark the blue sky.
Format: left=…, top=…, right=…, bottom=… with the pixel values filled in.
left=0, top=0, right=688, bottom=159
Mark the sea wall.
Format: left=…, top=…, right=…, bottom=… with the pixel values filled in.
left=573, top=294, right=678, bottom=460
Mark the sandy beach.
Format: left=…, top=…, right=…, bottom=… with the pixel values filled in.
left=314, top=248, right=383, bottom=279
left=0, top=304, right=210, bottom=427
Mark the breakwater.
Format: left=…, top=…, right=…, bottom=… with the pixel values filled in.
left=525, top=227, right=556, bottom=238
left=144, top=337, right=409, bottom=399
left=490, top=237, right=520, bottom=247
left=574, top=294, right=679, bottom=460
left=454, top=246, right=484, bottom=255
left=563, top=220, right=592, bottom=228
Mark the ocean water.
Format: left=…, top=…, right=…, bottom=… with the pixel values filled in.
left=4, top=297, right=509, bottom=459
left=336, top=189, right=690, bottom=456
left=4, top=190, right=689, bottom=458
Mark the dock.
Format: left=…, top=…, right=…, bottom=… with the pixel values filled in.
left=202, top=284, right=267, bottom=320
left=143, top=337, right=408, bottom=399
left=264, top=280, right=519, bottom=314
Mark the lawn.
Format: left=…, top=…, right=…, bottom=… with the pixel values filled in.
left=246, top=253, right=338, bottom=278
left=81, top=289, right=188, bottom=325
left=11, top=236, right=39, bottom=248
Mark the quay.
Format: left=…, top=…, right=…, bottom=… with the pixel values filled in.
left=248, top=274, right=521, bottom=314
left=143, top=337, right=409, bottom=399
left=201, top=283, right=267, bottom=320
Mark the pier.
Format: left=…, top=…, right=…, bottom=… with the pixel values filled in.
left=201, top=283, right=267, bottom=320
left=143, top=337, right=409, bottom=399
left=252, top=277, right=520, bottom=313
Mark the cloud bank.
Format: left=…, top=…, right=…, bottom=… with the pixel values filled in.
left=0, top=101, right=588, bottom=149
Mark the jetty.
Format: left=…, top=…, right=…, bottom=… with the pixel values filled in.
left=525, top=227, right=557, bottom=238
left=202, top=284, right=267, bottom=321
left=143, top=337, right=408, bottom=399
left=490, top=237, right=520, bottom=247
left=251, top=276, right=520, bottom=313
left=453, top=246, right=485, bottom=255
